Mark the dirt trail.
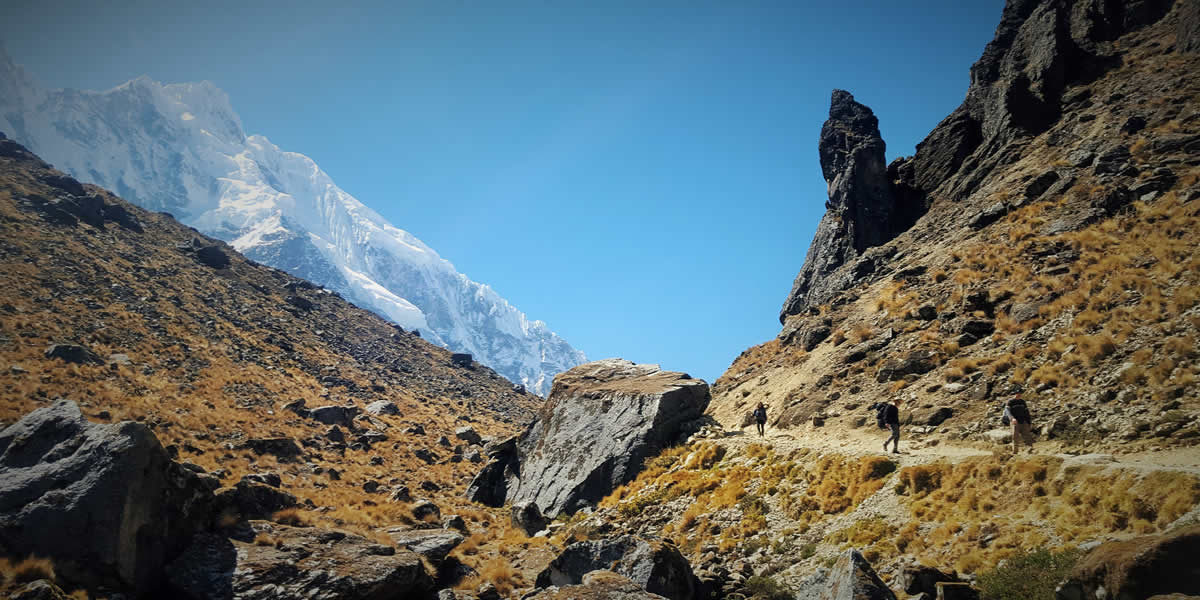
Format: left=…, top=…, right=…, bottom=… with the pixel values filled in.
left=715, top=422, right=1200, bottom=475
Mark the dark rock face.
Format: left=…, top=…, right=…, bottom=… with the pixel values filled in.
left=167, top=522, right=435, bottom=600
left=467, top=359, right=709, bottom=517
left=1056, top=525, right=1200, bottom=600
left=0, top=400, right=216, bottom=594
left=781, top=91, right=920, bottom=322
left=464, top=436, right=519, bottom=507
left=512, top=501, right=548, bottom=536
left=1181, top=0, right=1200, bottom=53
left=535, top=536, right=696, bottom=600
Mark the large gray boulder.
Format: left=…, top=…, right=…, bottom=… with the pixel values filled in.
left=0, top=400, right=217, bottom=595
left=535, top=536, right=696, bottom=600
left=167, top=521, right=435, bottom=600
left=466, top=359, right=709, bottom=517
left=794, top=550, right=896, bottom=600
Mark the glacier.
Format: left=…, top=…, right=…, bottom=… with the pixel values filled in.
left=0, top=48, right=585, bottom=396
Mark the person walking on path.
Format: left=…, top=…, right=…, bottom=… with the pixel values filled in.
left=882, top=397, right=901, bottom=453
left=1003, top=394, right=1035, bottom=454
left=753, top=402, right=768, bottom=437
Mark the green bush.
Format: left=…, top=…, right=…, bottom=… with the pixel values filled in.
left=976, top=547, right=1083, bottom=600
left=743, top=575, right=792, bottom=600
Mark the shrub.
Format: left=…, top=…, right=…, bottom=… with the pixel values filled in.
left=0, top=556, right=56, bottom=584
left=743, top=575, right=793, bottom=600
left=976, top=547, right=1083, bottom=600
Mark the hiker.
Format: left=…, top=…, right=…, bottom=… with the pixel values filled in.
left=1002, top=394, right=1035, bottom=453
left=753, top=402, right=767, bottom=437
left=880, top=397, right=901, bottom=453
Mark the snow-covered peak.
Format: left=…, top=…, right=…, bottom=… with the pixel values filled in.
left=0, top=53, right=585, bottom=395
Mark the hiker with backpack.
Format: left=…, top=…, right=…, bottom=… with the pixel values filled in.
left=753, top=402, right=767, bottom=437
left=1002, top=394, right=1035, bottom=453
left=874, top=397, right=901, bottom=453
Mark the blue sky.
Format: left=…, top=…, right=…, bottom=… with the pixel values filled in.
left=1, top=1, right=1003, bottom=384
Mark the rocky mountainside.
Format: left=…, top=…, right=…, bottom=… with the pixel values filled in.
left=0, top=133, right=551, bottom=596
left=714, top=0, right=1200, bottom=453
left=543, top=1, right=1200, bottom=599
left=0, top=49, right=585, bottom=396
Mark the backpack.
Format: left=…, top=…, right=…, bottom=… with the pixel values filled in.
left=753, top=407, right=767, bottom=424
left=1005, top=398, right=1032, bottom=425
left=873, top=403, right=889, bottom=429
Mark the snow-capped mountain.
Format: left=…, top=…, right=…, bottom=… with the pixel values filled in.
left=0, top=48, right=585, bottom=395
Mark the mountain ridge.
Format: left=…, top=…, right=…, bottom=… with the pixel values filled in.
left=0, top=47, right=583, bottom=395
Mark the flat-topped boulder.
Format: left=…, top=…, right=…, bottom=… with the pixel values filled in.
left=467, top=359, right=709, bottom=517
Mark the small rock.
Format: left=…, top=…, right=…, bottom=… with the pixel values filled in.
left=365, top=400, right=400, bottom=416
left=443, top=515, right=468, bottom=533
left=44, top=343, right=104, bottom=365
left=454, top=426, right=482, bottom=446
left=390, top=486, right=412, bottom=503
left=412, top=500, right=440, bottom=521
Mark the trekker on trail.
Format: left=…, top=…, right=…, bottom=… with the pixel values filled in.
left=753, top=402, right=767, bottom=437
left=882, top=397, right=901, bottom=453
left=1003, top=394, right=1035, bottom=453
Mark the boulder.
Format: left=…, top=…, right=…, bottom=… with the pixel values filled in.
left=900, top=564, right=959, bottom=597
left=450, top=353, right=473, bottom=367
left=535, top=536, right=697, bottom=600
left=310, top=405, right=356, bottom=427
left=454, top=426, right=482, bottom=446
left=194, top=245, right=231, bottom=269
left=412, top=500, right=441, bottom=522
left=0, top=400, right=216, bottom=594
left=239, top=437, right=302, bottom=460
left=467, top=359, right=709, bottom=517
left=916, top=407, right=954, bottom=427
left=167, top=522, right=435, bottom=600
left=365, top=400, right=400, bottom=416
left=525, top=570, right=670, bottom=600
left=876, top=350, right=937, bottom=382
left=512, top=501, right=548, bottom=536
left=798, top=323, right=833, bottom=351
left=1056, top=525, right=1200, bottom=600
left=387, top=528, right=465, bottom=563
left=43, top=343, right=103, bottom=365
left=821, top=549, right=897, bottom=600
left=215, top=480, right=297, bottom=521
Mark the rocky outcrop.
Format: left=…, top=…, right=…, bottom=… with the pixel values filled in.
left=780, top=91, right=921, bottom=322
left=1055, top=525, right=1200, bottom=600
left=535, top=536, right=697, bottom=600
left=0, top=400, right=217, bottom=595
left=467, top=359, right=709, bottom=517
left=780, top=0, right=1178, bottom=325
left=526, top=570, right=669, bottom=600
left=167, top=521, right=435, bottom=600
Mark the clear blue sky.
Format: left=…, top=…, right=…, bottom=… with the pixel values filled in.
left=1, top=1, right=1003, bottom=384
